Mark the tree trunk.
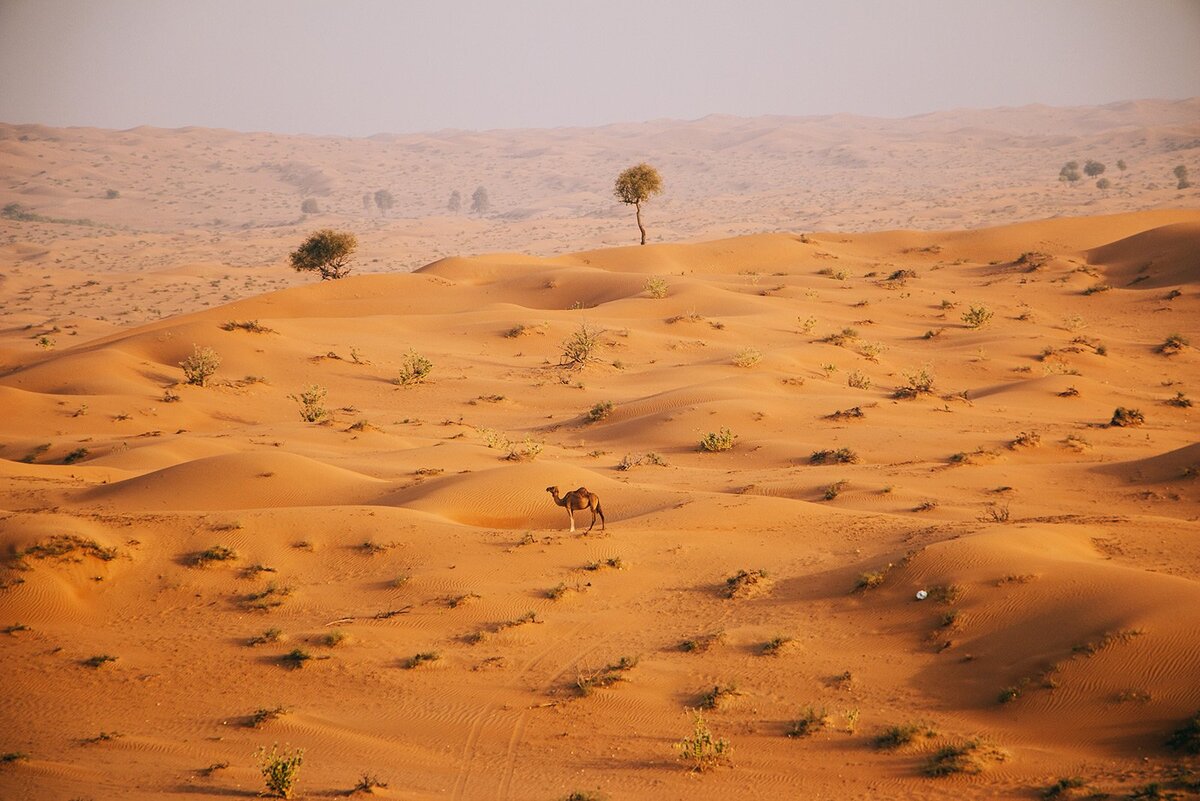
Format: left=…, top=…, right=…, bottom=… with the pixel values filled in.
left=635, top=201, right=646, bottom=245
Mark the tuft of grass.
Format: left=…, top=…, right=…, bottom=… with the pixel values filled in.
left=785, top=707, right=830, bottom=738
left=822, top=480, right=849, bottom=500
left=280, top=648, right=313, bottom=670
left=1157, top=333, right=1189, bottom=355
left=923, top=739, right=1008, bottom=777
left=63, top=447, right=89, bottom=464
left=697, top=682, right=741, bottom=710
left=1008, top=430, right=1041, bottom=449
left=242, top=583, right=294, bottom=611
left=575, top=656, right=638, bottom=696
left=699, top=427, right=737, bottom=452
left=724, top=569, right=770, bottom=599
left=761, top=635, right=794, bottom=656
left=246, top=706, right=288, bottom=728
left=190, top=545, right=237, bottom=566
left=927, top=584, right=964, bottom=604
left=810, top=447, right=859, bottom=465
left=1041, top=777, right=1089, bottom=799
left=561, top=792, right=604, bottom=801
left=826, top=406, right=865, bottom=421
left=821, top=327, right=859, bottom=347
left=732, top=346, right=763, bottom=368
left=847, top=369, right=873, bottom=389
left=874, top=723, right=936, bottom=750
left=680, top=630, right=725, bottom=653
left=676, top=710, right=732, bottom=772
left=961, top=304, right=994, bottom=329
left=1110, top=407, right=1145, bottom=427
left=0, top=752, right=29, bottom=764
left=1166, top=391, right=1192, bottom=408
left=289, top=384, right=328, bottom=422
left=82, top=654, right=118, bottom=668
left=248, top=628, right=283, bottom=646
left=319, top=630, right=347, bottom=648
left=854, top=563, right=892, bottom=592
left=220, top=320, right=275, bottom=333
left=402, top=651, right=441, bottom=670
left=894, top=366, right=935, bottom=399
left=351, top=773, right=389, bottom=795
left=644, top=277, right=668, bottom=298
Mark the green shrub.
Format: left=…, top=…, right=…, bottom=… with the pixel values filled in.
left=586, top=401, right=613, bottom=422
left=785, top=707, right=829, bottom=738
left=699, top=427, right=737, bottom=452
left=396, top=349, right=432, bottom=385
left=676, top=711, right=732, bottom=772
left=644, top=277, right=668, bottom=298
left=559, top=322, right=604, bottom=368
left=256, top=744, right=304, bottom=798
left=1109, top=407, right=1144, bottom=427
left=289, top=385, right=328, bottom=422
left=180, top=345, right=221, bottom=386
left=961, top=304, right=993, bottom=329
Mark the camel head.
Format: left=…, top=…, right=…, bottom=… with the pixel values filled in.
left=545, top=485, right=558, bottom=495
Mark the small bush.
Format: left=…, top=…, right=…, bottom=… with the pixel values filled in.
left=559, top=321, right=604, bottom=368
left=221, top=320, right=275, bottom=333
left=351, top=774, right=388, bottom=794
left=680, top=631, right=725, bottom=653
left=810, top=448, right=859, bottom=465
left=676, top=711, right=732, bottom=772
left=823, top=480, right=849, bottom=501
left=785, top=707, right=829, bottom=738
left=289, top=385, right=328, bottom=422
left=1110, top=407, right=1144, bottom=427
left=403, top=651, right=441, bottom=669
left=1009, top=431, right=1041, bottom=449
left=190, top=545, right=237, bottom=566
left=248, top=628, right=283, bottom=646
left=280, top=648, right=312, bottom=669
left=617, top=452, right=667, bottom=470
left=1166, top=391, right=1192, bottom=408
left=698, top=683, right=741, bottom=710
left=847, top=370, right=872, bottom=389
left=923, top=739, right=1007, bottom=777
left=1042, top=777, right=1089, bottom=799
left=732, top=347, right=762, bottom=368
left=575, top=656, right=638, bottom=696
left=396, top=349, right=433, bottom=385
left=63, top=447, right=89, bottom=464
left=724, top=569, right=769, bottom=599
left=257, top=744, right=304, bottom=798
left=1167, top=710, right=1200, bottom=754
left=83, top=654, right=118, bottom=668
left=961, top=304, right=993, bottom=329
left=854, top=564, right=892, bottom=592
left=247, top=706, right=288, bottom=728
left=586, top=401, right=613, bottom=422
left=300, top=198, right=320, bottom=214
left=644, top=277, right=668, bottom=298
left=1158, top=333, right=1189, bottom=355
left=874, top=723, right=935, bottom=750
left=180, top=345, right=221, bottom=386
left=699, top=427, right=737, bottom=452
left=821, top=327, right=859, bottom=347
left=761, top=635, right=793, bottom=656
left=894, top=366, right=935, bottom=399
left=319, top=630, right=347, bottom=648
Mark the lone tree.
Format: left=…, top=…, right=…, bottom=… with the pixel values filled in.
left=1175, top=164, right=1191, bottom=190
left=471, top=185, right=490, bottom=214
left=1083, top=160, right=1106, bottom=177
left=1059, top=161, right=1081, bottom=183
left=614, top=163, right=663, bottom=245
left=300, top=198, right=320, bottom=214
left=374, top=190, right=395, bottom=216
left=447, top=190, right=462, bottom=213
left=289, top=229, right=358, bottom=280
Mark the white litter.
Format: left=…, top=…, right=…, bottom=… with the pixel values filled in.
left=915, top=590, right=928, bottom=600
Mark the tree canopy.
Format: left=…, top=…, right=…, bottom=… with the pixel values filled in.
left=289, top=229, right=358, bottom=280
left=613, top=163, right=664, bottom=245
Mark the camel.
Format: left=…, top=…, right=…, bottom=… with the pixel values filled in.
left=546, top=485, right=605, bottom=533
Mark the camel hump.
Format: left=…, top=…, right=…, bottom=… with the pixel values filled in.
left=573, top=486, right=591, bottom=495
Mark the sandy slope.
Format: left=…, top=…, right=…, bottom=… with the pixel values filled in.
left=0, top=204, right=1198, bottom=800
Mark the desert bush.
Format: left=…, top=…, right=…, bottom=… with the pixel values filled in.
left=1109, top=407, right=1144, bottom=427
left=1175, top=164, right=1191, bottom=190
left=395, top=349, right=433, bottom=385
left=961, top=304, right=993, bottom=329
left=1096, top=177, right=1110, bottom=190
left=1167, top=710, right=1200, bottom=754
left=827, top=406, right=865, bottom=420
left=821, top=327, right=859, bottom=346
left=785, top=707, right=830, bottom=738
left=761, top=635, right=793, bottom=656
left=373, top=189, right=394, bottom=215
left=723, top=569, right=769, bottom=599
left=644, top=277, right=668, bottom=298
left=300, top=198, right=319, bottom=214
left=180, top=345, right=221, bottom=386
left=575, top=656, right=638, bottom=696
left=732, top=346, right=762, bottom=368
left=699, top=427, right=737, bottom=452
left=823, top=480, right=849, bottom=500
left=83, top=654, right=117, bottom=668
left=676, top=711, right=731, bottom=772
left=818, top=267, right=849, bottom=281
left=1158, top=333, right=1189, bottom=355
left=1008, top=431, right=1041, bottom=449
left=586, top=401, right=613, bottom=422
left=319, top=630, right=347, bottom=648
left=874, top=723, right=935, bottom=750
left=854, top=563, right=892, bottom=592
left=257, top=744, right=304, bottom=798
left=289, top=385, right=328, bottom=422
left=798, top=315, right=817, bottom=334
left=63, top=447, right=89, bottom=464
left=698, top=683, right=741, bottom=710
left=894, top=366, right=935, bottom=399
left=289, top=229, right=357, bottom=280
left=1041, top=777, right=1090, bottom=799
left=858, top=341, right=886, bottom=361
left=1167, top=391, right=1192, bottom=408
left=504, top=437, right=543, bottom=461
left=810, top=448, right=859, bottom=464
left=617, top=452, right=667, bottom=470
left=190, top=545, right=237, bottom=566
left=352, top=774, right=389, bottom=794
left=447, top=190, right=462, bottom=212
left=846, top=370, right=872, bottom=389
left=248, top=628, right=283, bottom=646
left=1083, top=283, right=1111, bottom=295
left=559, top=321, right=604, bottom=368
left=680, top=631, right=725, bottom=653
left=923, top=739, right=1007, bottom=777
left=247, top=706, right=288, bottom=728
left=403, top=651, right=440, bottom=669
left=1059, top=161, right=1081, bottom=183
left=280, top=648, right=311, bottom=669
left=244, top=583, right=294, bottom=611
left=221, top=319, right=275, bottom=333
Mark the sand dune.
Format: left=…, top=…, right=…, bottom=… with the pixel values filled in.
left=0, top=108, right=1199, bottom=800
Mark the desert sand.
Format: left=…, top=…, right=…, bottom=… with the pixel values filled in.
left=1, top=103, right=1199, bottom=800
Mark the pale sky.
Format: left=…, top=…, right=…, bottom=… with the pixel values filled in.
left=1, top=0, right=1198, bottom=136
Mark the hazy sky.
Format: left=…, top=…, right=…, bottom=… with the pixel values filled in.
left=1, top=0, right=1198, bottom=136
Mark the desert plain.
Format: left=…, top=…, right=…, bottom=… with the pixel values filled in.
left=0, top=100, right=1198, bottom=800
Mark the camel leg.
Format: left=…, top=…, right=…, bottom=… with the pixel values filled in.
left=567, top=508, right=575, bottom=532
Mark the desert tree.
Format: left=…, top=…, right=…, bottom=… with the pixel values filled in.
left=289, top=229, right=358, bottom=280
left=614, top=163, right=664, bottom=245
left=361, top=193, right=373, bottom=213
left=471, top=185, right=490, bottom=214
left=1096, top=177, right=1111, bottom=190
left=300, top=198, right=320, bottom=214
left=447, top=190, right=462, bottom=213
left=1083, top=160, right=1105, bottom=178
left=1116, top=159, right=1127, bottom=171
left=374, top=189, right=395, bottom=216
left=1058, top=161, right=1081, bottom=183
left=1175, top=165, right=1191, bottom=189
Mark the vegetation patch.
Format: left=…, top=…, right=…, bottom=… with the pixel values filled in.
left=246, top=706, right=288, bottom=728
left=785, top=706, right=830, bottom=738
left=16, top=535, right=118, bottom=565
left=810, top=447, right=859, bottom=465
left=403, top=651, right=441, bottom=670
left=699, top=427, right=737, bottom=452
left=1109, top=407, right=1144, bottom=427
left=680, top=631, right=725, bottom=653
left=221, top=320, right=275, bottom=333
left=697, top=682, right=742, bottom=710
left=723, top=569, right=770, bottom=599
left=874, top=723, right=936, bottom=750
left=189, top=545, right=237, bottom=567
left=923, top=739, right=1008, bottom=777
left=676, top=711, right=732, bottom=772
left=575, top=656, right=638, bottom=696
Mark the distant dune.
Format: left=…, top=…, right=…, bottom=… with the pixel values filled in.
left=0, top=194, right=1197, bottom=799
